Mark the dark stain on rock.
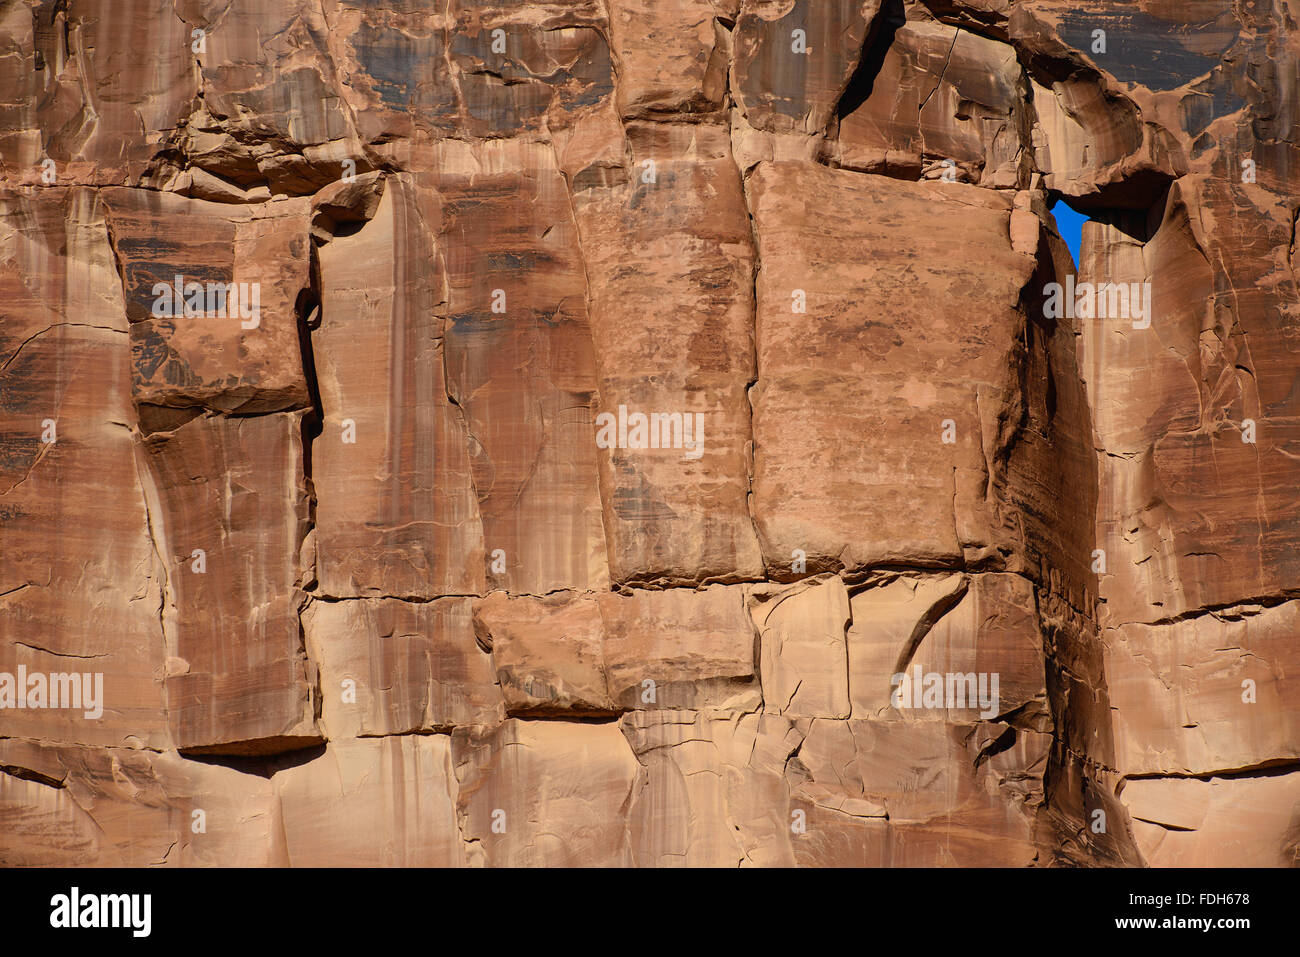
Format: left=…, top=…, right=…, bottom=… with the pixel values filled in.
left=1056, top=8, right=1239, bottom=91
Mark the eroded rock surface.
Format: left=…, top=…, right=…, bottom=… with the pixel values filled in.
left=2, top=0, right=1297, bottom=867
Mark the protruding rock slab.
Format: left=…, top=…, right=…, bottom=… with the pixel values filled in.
left=825, top=20, right=1030, bottom=187
left=304, top=597, right=503, bottom=738
left=749, top=576, right=851, bottom=719
left=142, top=412, right=319, bottom=755
left=573, top=122, right=763, bottom=586
left=622, top=709, right=754, bottom=867
left=1107, top=600, right=1300, bottom=778
left=749, top=162, right=1094, bottom=600
left=1124, top=773, right=1300, bottom=868
left=788, top=717, right=1049, bottom=866
left=475, top=585, right=759, bottom=715
left=620, top=707, right=1053, bottom=867
left=101, top=189, right=312, bottom=416
left=605, top=0, right=730, bottom=118
left=475, top=591, right=614, bottom=716
left=600, top=586, right=760, bottom=710
left=847, top=572, right=1048, bottom=725
left=733, top=0, right=882, bottom=134
left=1080, top=180, right=1300, bottom=626
left=427, top=140, right=609, bottom=595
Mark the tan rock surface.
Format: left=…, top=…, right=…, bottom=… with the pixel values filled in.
left=1107, top=600, right=1300, bottom=777
left=1, top=0, right=1296, bottom=869
left=751, top=576, right=852, bottom=719
left=1, top=188, right=169, bottom=750
left=0, top=739, right=283, bottom=867
left=0, top=0, right=197, bottom=187
left=733, top=0, right=882, bottom=135
left=304, top=596, right=502, bottom=738
left=312, top=174, right=485, bottom=598
left=1124, top=774, right=1300, bottom=868
left=425, top=139, right=609, bottom=595
left=275, top=736, right=463, bottom=867
left=573, top=122, right=763, bottom=585
left=453, top=719, right=639, bottom=867
left=101, top=188, right=312, bottom=417
left=142, top=411, right=319, bottom=755
left=475, top=584, right=759, bottom=715
left=749, top=162, right=1095, bottom=599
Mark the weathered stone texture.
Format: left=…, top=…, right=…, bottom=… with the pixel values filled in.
left=2, top=0, right=1297, bottom=868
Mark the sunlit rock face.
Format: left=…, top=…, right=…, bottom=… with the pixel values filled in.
left=2, top=0, right=1297, bottom=868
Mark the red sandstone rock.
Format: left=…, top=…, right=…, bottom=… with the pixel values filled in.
left=311, top=174, right=485, bottom=599
left=100, top=188, right=313, bottom=417
left=0, top=739, right=283, bottom=866
left=1, top=0, right=1296, bottom=870
left=424, top=139, right=609, bottom=595
left=303, top=596, right=502, bottom=737
left=275, top=735, right=463, bottom=867
left=573, top=121, right=764, bottom=585
left=748, top=161, right=1095, bottom=602
left=823, top=18, right=1032, bottom=187
left=474, top=584, right=759, bottom=715
left=452, top=719, right=639, bottom=867
left=0, top=187, right=169, bottom=751
left=142, top=411, right=318, bottom=755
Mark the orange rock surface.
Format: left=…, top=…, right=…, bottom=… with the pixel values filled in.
left=2, top=0, right=1297, bottom=867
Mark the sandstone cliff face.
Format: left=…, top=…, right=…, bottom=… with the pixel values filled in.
left=1, top=0, right=1297, bottom=867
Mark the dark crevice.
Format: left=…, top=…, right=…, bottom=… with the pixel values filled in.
left=0, top=764, right=66, bottom=790
left=182, top=742, right=330, bottom=778
left=295, top=270, right=325, bottom=494
left=308, top=591, right=485, bottom=603
left=295, top=240, right=325, bottom=724
left=918, top=0, right=1010, bottom=42
left=973, top=724, right=1018, bottom=769
left=1120, top=758, right=1300, bottom=789
left=137, top=403, right=204, bottom=436
left=1060, top=176, right=1175, bottom=229
left=179, top=738, right=327, bottom=770
left=1116, top=589, right=1300, bottom=629
left=833, top=0, right=906, bottom=129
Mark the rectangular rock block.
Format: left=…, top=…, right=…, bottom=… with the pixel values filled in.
left=141, top=412, right=319, bottom=755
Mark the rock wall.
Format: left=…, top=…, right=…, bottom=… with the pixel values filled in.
left=1, top=0, right=1297, bottom=867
